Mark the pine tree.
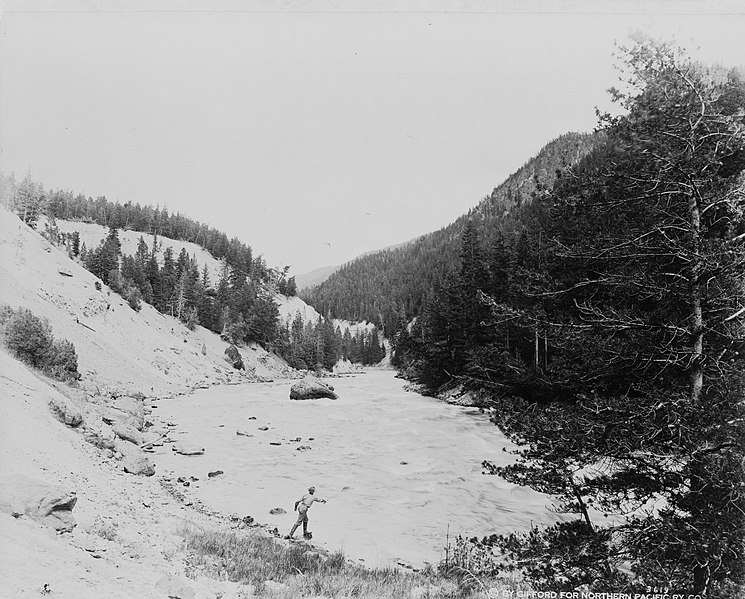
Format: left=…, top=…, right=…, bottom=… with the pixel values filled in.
left=15, top=174, right=44, bottom=228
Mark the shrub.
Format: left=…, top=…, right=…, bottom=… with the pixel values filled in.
left=1, top=305, right=81, bottom=382
left=46, top=339, right=80, bottom=381
left=3, top=307, right=53, bottom=368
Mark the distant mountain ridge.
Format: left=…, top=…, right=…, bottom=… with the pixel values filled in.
left=295, top=265, right=339, bottom=291
left=301, top=131, right=599, bottom=333
left=295, top=238, right=418, bottom=291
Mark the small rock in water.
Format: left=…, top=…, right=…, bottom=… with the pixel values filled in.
left=172, top=444, right=204, bottom=456
left=258, top=426, right=269, bottom=431
left=400, top=461, right=408, bottom=465
left=296, top=445, right=312, bottom=451
left=236, top=430, right=254, bottom=437
left=269, top=507, right=286, bottom=515
left=248, top=416, right=257, bottom=420
left=207, top=470, right=224, bottom=478
left=242, top=515, right=254, bottom=525
left=269, top=442, right=282, bottom=446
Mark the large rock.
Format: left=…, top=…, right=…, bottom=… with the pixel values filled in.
left=83, top=420, right=117, bottom=450
left=224, top=344, right=244, bottom=370
left=289, top=378, right=338, bottom=400
left=101, top=406, right=144, bottom=432
left=111, top=421, right=144, bottom=445
left=115, top=439, right=155, bottom=476
left=112, top=396, right=146, bottom=430
left=0, top=474, right=77, bottom=532
left=48, top=396, right=83, bottom=427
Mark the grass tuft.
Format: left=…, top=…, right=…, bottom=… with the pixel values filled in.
left=181, top=526, right=523, bottom=598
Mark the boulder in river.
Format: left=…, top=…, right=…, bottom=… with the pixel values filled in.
left=269, top=507, right=286, bottom=515
left=289, top=378, right=338, bottom=400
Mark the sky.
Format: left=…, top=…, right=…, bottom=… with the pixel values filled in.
left=2, top=1, right=744, bottom=275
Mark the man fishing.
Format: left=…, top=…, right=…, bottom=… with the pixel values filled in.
left=286, top=486, right=326, bottom=539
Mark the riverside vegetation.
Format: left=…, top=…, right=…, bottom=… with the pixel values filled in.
left=180, top=527, right=526, bottom=598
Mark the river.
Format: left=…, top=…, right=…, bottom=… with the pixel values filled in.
left=153, top=370, right=561, bottom=568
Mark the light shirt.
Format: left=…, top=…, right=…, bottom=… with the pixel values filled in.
left=298, top=493, right=323, bottom=510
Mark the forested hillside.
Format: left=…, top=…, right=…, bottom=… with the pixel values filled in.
left=0, top=176, right=385, bottom=370
left=301, top=131, right=598, bottom=338
left=397, top=41, right=745, bottom=596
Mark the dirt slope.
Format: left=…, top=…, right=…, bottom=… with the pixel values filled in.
left=1, top=207, right=294, bottom=398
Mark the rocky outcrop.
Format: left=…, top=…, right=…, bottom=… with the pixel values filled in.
left=289, top=378, right=338, bottom=400
left=0, top=474, right=77, bottom=532
left=48, top=396, right=83, bottom=427
left=224, top=344, right=244, bottom=370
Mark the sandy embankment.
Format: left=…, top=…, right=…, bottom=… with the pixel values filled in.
left=0, top=346, right=257, bottom=598
left=0, top=207, right=312, bottom=597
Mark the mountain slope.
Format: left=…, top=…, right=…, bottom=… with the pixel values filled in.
left=302, top=131, right=599, bottom=332
left=295, top=265, right=339, bottom=291
left=295, top=239, right=417, bottom=291
left=52, top=217, right=225, bottom=283
left=0, top=207, right=294, bottom=397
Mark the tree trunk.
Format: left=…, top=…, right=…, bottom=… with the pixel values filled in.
left=688, top=189, right=703, bottom=405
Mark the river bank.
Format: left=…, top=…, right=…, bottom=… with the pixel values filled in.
left=0, top=350, right=533, bottom=598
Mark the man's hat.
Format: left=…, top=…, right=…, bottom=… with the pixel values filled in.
left=308, top=486, right=316, bottom=492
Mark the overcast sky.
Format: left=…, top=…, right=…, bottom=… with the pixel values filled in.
left=2, top=2, right=744, bottom=275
